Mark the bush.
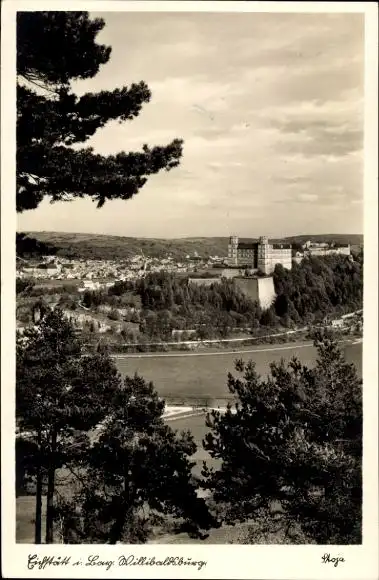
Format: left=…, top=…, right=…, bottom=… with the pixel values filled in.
left=259, top=307, right=277, bottom=327
left=108, top=309, right=120, bottom=321
left=16, top=278, right=35, bottom=295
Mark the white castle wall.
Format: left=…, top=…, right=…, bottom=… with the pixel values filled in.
left=307, top=246, right=351, bottom=257
left=257, top=276, right=277, bottom=309
left=188, top=274, right=276, bottom=311
left=234, top=276, right=276, bottom=310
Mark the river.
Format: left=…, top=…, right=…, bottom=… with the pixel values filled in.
left=113, top=340, right=362, bottom=403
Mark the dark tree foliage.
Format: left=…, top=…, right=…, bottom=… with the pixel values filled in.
left=54, top=374, right=216, bottom=544
left=80, top=272, right=262, bottom=339
left=17, top=308, right=215, bottom=543
left=17, top=12, right=183, bottom=211
left=273, top=256, right=363, bottom=323
left=136, top=273, right=262, bottom=338
left=16, top=437, right=40, bottom=496
left=108, top=279, right=136, bottom=297
left=259, top=307, right=278, bottom=327
left=16, top=308, right=121, bottom=542
left=16, top=277, right=36, bottom=295
left=16, top=232, right=58, bottom=257
left=70, top=256, right=363, bottom=344
left=202, top=331, right=362, bottom=544
left=137, top=272, right=260, bottom=313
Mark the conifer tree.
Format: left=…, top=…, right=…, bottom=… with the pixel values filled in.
left=17, top=308, right=215, bottom=543
left=16, top=308, right=121, bottom=543
left=202, top=331, right=362, bottom=544
left=17, top=12, right=183, bottom=212
left=58, top=374, right=216, bottom=543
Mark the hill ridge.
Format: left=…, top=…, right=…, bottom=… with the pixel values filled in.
left=17, top=231, right=363, bottom=261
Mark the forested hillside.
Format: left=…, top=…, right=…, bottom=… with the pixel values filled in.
left=17, top=231, right=363, bottom=260
left=17, top=232, right=229, bottom=260
left=73, top=254, right=363, bottom=343
left=273, top=254, right=363, bottom=324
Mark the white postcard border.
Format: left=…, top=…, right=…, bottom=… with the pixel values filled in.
left=1, top=2, right=378, bottom=579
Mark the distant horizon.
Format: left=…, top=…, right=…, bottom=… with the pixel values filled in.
left=17, top=229, right=363, bottom=240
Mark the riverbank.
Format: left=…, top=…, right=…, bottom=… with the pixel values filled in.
left=95, top=310, right=362, bottom=356
left=110, top=336, right=361, bottom=359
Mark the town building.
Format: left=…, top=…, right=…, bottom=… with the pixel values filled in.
left=21, top=261, right=61, bottom=278
left=302, top=240, right=351, bottom=257
left=227, top=236, right=292, bottom=275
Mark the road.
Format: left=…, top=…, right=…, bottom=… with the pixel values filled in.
left=111, top=342, right=315, bottom=359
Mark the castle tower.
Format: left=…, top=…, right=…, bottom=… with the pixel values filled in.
left=228, top=235, right=239, bottom=266
left=258, top=236, right=271, bottom=275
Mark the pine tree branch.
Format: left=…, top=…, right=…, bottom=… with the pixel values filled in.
left=20, top=74, right=59, bottom=95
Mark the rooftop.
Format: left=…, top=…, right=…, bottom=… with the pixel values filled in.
left=237, top=242, right=259, bottom=249
left=272, top=243, right=292, bottom=249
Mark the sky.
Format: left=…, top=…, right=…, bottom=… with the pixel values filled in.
left=17, top=10, right=365, bottom=238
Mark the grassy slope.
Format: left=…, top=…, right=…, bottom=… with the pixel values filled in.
left=20, top=231, right=363, bottom=260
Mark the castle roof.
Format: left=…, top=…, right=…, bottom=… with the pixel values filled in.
left=231, top=237, right=292, bottom=250
left=272, top=243, right=292, bottom=249
left=237, top=242, right=259, bottom=249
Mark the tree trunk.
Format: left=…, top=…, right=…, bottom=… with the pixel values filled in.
left=45, top=431, right=57, bottom=544
left=34, top=430, right=42, bottom=544
left=108, top=478, right=131, bottom=544
left=108, top=507, right=128, bottom=544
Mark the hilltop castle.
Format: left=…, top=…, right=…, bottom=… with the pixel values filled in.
left=227, top=235, right=292, bottom=275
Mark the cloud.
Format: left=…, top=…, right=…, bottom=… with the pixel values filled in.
left=19, top=11, right=364, bottom=238
left=297, top=193, right=319, bottom=203
left=351, top=199, right=363, bottom=206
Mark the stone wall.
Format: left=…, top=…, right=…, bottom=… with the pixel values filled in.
left=189, top=274, right=277, bottom=310
left=234, top=276, right=276, bottom=310
left=221, top=268, right=246, bottom=279
left=188, top=277, right=221, bottom=287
